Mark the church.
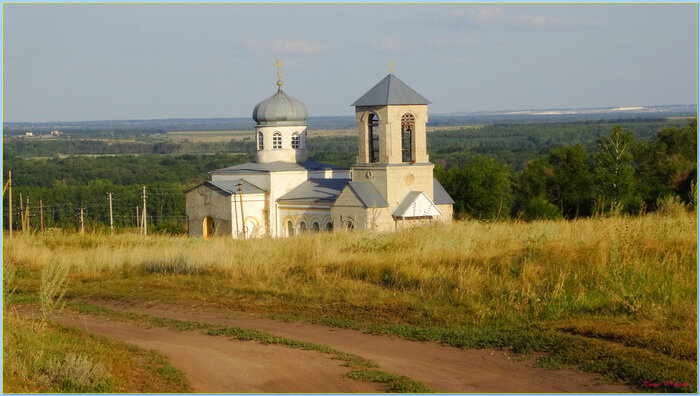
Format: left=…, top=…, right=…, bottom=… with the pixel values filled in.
left=185, top=66, right=454, bottom=238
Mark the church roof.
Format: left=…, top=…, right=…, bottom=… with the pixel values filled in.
left=211, top=161, right=345, bottom=175
left=205, top=179, right=265, bottom=195
left=433, top=179, right=455, bottom=205
left=351, top=74, right=431, bottom=107
left=278, top=178, right=351, bottom=204
left=393, top=191, right=442, bottom=218
left=253, top=89, right=308, bottom=126
left=346, top=181, right=389, bottom=208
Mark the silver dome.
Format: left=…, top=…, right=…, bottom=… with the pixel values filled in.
left=252, top=89, right=308, bottom=126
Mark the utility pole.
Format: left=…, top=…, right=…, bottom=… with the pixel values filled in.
left=108, top=193, right=114, bottom=234
left=237, top=183, right=246, bottom=239
left=8, top=170, right=12, bottom=239
left=142, top=186, right=147, bottom=236
left=25, top=197, right=30, bottom=232
left=19, top=192, right=24, bottom=232
left=136, top=206, right=139, bottom=233
left=40, top=200, right=44, bottom=232
left=80, top=207, right=84, bottom=233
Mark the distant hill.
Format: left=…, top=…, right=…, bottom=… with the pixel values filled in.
left=3, top=104, right=696, bottom=136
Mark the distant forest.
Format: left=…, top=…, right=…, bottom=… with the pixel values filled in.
left=3, top=117, right=696, bottom=233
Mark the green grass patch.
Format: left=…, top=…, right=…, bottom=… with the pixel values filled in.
left=2, top=311, right=191, bottom=393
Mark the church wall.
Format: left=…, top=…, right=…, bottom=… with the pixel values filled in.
left=256, top=125, right=308, bottom=163
left=268, top=171, right=313, bottom=237
left=231, top=192, right=267, bottom=238
left=385, top=164, right=435, bottom=207
left=186, top=185, right=232, bottom=237
left=277, top=203, right=333, bottom=236
left=386, top=104, right=429, bottom=163
left=436, top=204, right=454, bottom=223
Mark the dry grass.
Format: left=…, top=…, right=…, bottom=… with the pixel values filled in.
left=5, top=212, right=697, bottom=391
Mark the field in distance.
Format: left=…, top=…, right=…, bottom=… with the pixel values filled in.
left=4, top=211, right=696, bottom=393
left=166, top=125, right=480, bottom=143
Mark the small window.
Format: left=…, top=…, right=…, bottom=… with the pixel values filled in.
left=287, top=221, right=295, bottom=237
left=273, top=132, right=282, bottom=149
left=299, top=221, right=307, bottom=233
left=257, top=131, right=264, bottom=150
left=291, top=132, right=300, bottom=149
left=311, top=221, right=320, bottom=233
left=325, top=222, right=333, bottom=232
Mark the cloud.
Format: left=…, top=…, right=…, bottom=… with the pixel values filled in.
left=236, top=38, right=330, bottom=55
left=439, top=7, right=595, bottom=30
left=371, top=38, right=404, bottom=52
left=513, top=14, right=577, bottom=30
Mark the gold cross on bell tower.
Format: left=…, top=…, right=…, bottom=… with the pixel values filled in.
left=388, top=59, right=393, bottom=74
left=274, top=59, right=283, bottom=88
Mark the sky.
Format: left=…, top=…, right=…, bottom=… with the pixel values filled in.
left=2, top=3, right=697, bottom=122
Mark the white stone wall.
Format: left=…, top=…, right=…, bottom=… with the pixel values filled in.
left=256, top=125, right=308, bottom=163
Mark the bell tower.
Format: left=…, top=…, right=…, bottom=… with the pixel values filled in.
left=350, top=73, right=435, bottom=206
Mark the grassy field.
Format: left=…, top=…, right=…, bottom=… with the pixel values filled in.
left=165, top=125, right=481, bottom=142
left=4, top=212, right=697, bottom=392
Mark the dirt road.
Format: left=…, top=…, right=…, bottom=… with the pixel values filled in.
left=74, top=299, right=633, bottom=393
left=35, top=308, right=382, bottom=393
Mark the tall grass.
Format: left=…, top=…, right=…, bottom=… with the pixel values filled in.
left=5, top=212, right=697, bottom=390
left=6, top=213, right=696, bottom=327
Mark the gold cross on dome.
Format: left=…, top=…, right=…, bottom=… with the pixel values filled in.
left=274, top=59, right=283, bottom=83
left=389, top=59, right=393, bottom=74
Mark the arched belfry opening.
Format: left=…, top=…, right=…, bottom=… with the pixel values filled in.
left=368, top=113, right=380, bottom=163
left=401, top=113, right=415, bottom=163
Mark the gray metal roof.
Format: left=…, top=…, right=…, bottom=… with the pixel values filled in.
left=346, top=181, right=389, bottom=208
left=278, top=178, right=350, bottom=204
left=211, top=161, right=346, bottom=174
left=351, top=74, right=431, bottom=107
left=206, top=179, right=266, bottom=195
left=433, top=178, right=455, bottom=205
left=253, top=89, right=308, bottom=127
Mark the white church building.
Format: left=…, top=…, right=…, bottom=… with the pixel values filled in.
left=185, top=70, right=454, bottom=238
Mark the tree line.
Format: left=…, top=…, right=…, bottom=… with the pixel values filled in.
left=435, top=119, right=697, bottom=220
left=3, top=119, right=695, bottom=234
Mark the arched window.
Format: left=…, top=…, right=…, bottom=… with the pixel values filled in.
left=299, top=221, right=307, bottom=233
left=311, top=221, right=320, bottom=233
left=257, top=131, right=264, bottom=151
left=291, top=132, right=300, bottom=149
left=273, top=132, right=282, bottom=149
left=401, top=114, right=415, bottom=163
left=346, top=221, right=354, bottom=231
left=368, top=113, right=379, bottom=163
left=325, top=222, right=333, bottom=232
left=287, top=221, right=295, bottom=237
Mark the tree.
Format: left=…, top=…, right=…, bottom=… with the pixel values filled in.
left=594, top=126, right=636, bottom=213
left=439, top=155, right=513, bottom=220
left=512, top=158, right=562, bottom=221
left=547, top=144, right=594, bottom=218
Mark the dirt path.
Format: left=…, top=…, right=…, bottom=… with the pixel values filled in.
left=20, top=306, right=381, bottom=393
left=80, top=299, right=633, bottom=393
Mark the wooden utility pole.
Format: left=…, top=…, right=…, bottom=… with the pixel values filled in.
left=80, top=207, right=84, bottom=233
left=108, top=193, right=114, bottom=234
left=8, top=171, right=12, bottom=239
left=19, top=192, right=24, bottom=232
left=237, top=183, right=246, bottom=239
left=25, top=197, right=30, bottom=232
left=136, top=206, right=139, bottom=232
left=142, top=186, right=147, bottom=236
left=40, top=200, right=44, bottom=232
